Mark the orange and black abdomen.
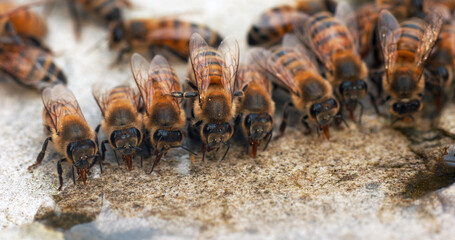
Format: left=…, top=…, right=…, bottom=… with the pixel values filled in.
left=105, top=86, right=138, bottom=126
left=0, top=3, right=47, bottom=41
left=396, top=19, right=425, bottom=63
left=428, top=24, right=455, bottom=66
left=129, top=19, right=222, bottom=60
left=355, top=4, right=379, bottom=57
left=269, top=47, right=310, bottom=78
left=307, top=12, right=355, bottom=66
left=0, top=44, right=66, bottom=90
left=247, top=6, right=307, bottom=47
left=192, top=47, right=224, bottom=87
left=76, top=0, right=123, bottom=24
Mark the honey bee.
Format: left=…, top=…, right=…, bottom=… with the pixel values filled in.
left=131, top=53, right=190, bottom=172
left=253, top=34, right=340, bottom=139
left=67, top=0, right=131, bottom=39
left=355, top=3, right=380, bottom=59
left=0, top=1, right=48, bottom=46
left=294, top=3, right=369, bottom=123
left=28, top=85, right=99, bottom=190
left=109, top=18, right=222, bottom=65
left=425, top=22, right=455, bottom=113
left=175, top=33, right=241, bottom=161
left=93, top=85, right=143, bottom=170
left=376, top=0, right=425, bottom=20
left=378, top=10, right=442, bottom=122
left=0, top=43, right=67, bottom=91
left=247, top=0, right=336, bottom=47
left=234, top=56, right=275, bottom=158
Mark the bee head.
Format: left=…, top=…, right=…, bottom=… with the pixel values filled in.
left=202, top=122, right=233, bottom=147
left=108, top=21, right=126, bottom=50
left=66, top=139, right=97, bottom=170
left=390, top=99, right=422, bottom=116
left=152, top=129, right=184, bottom=152
left=309, top=98, right=339, bottom=126
left=339, top=79, right=368, bottom=107
left=111, top=127, right=142, bottom=159
left=244, top=113, right=273, bottom=141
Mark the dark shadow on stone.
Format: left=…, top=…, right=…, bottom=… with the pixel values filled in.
left=402, top=170, right=455, bottom=200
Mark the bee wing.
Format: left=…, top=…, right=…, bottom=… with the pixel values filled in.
left=148, top=55, right=181, bottom=106
left=189, top=33, right=211, bottom=103
left=378, top=9, right=401, bottom=83
left=293, top=12, right=338, bottom=71
left=131, top=53, right=153, bottom=115
left=41, top=85, right=84, bottom=134
left=218, top=36, right=240, bottom=98
left=92, top=82, right=110, bottom=117
left=335, top=1, right=359, bottom=51
left=282, top=34, right=320, bottom=73
left=416, top=11, right=443, bottom=68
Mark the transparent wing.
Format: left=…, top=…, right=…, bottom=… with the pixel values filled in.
left=378, top=9, right=401, bottom=83
left=189, top=33, right=211, bottom=100
left=416, top=11, right=443, bottom=67
left=131, top=53, right=152, bottom=115
left=282, top=34, right=319, bottom=73
left=148, top=54, right=181, bottom=106
left=335, top=1, right=359, bottom=51
left=41, top=85, right=84, bottom=134
left=92, top=82, right=110, bottom=117
left=218, top=36, right=239, bottom=97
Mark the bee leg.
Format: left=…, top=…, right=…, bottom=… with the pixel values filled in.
left=67, top=0, right=82, bottom=40
left=221, top=142, right=230, bottom=161
left=28, top=137, right=53, bottom=170
left=150, top=152, right=164, bottom=173
left=300, top=115, right=312, bottom=135
left=57, top=158, right=67, bottom=191
left=72, top=165, right=76, bottom=185
left=368, top=92, right=381, bottom=116
left=113, top=150, right=121, bottom=166
left=201, top=143, right=207, bottom=162
left=276, top=102, right=294, bottom=139
left=263, top=131, right=273, bottom=151
left=112, top=47, right=131, bottom=67
left=358, top=101, right=364, bottom=125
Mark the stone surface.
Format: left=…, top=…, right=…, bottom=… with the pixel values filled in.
left=1, top=0, right=455, bottom=239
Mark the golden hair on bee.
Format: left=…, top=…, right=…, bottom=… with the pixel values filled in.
left=176, top=33, right=240, bottom=161
left=378, top=9, right=442, bottom=123
left=0, top=43, right=67, bottom=91
left=252, top=34, right=342, bottom=140
left=93, top=83, right=143, bottom=170
left=28, top=85, right=99, bottom=190
left=131, top=53, right=192, bottom=172
left=234, top=50, right=275, bottom=158
left=294, top=2, right=369, bottom=123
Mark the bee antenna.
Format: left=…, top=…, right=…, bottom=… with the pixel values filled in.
left=85, top=34, right=108, bottom=54
left=171, top=145, right=197, bottom=156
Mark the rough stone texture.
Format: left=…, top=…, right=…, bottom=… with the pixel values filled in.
left=1, top=0, right=455, bottom=239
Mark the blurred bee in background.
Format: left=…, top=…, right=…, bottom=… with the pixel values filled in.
left=0, top=1, right=49, bottom=48
left=247, top=0, right=337, bottom=47
left=28, top=85, right=99, bottom=190
left=93, top=84, right=143, bottom=170
left=355, top=3, right=380, bottom=60
left=294, top=2, right=369, bottom=123
left=424, top=5, right=455, bottom=114
left=131, top=53, right=192, bottom=173
left=234, top=52, right=275, bottom=158
left=376, top=0, right=425, bottom=20
left=174, top=33, right=241, bottom=161
left=0, top=43, right=66, bottom=91
left=67, top=0, right=131, bottom=39
left=109, top=18, right=222, bottom=65
left=378, top=10, right=442, bottom=123
left=253, top=34, right=341, bottom=140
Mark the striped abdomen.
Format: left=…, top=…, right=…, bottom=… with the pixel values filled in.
left=0, top=44, right=66, bottom=90
left=0, top=3, right=48, bottom=40
left=129, top=19, right=222, bottom=60
left=192, top=47, right=225, bottom=88
left=247, top=6, right=307, bottom=47
left=76, top=0, right=123, bottom=23
left=355, top=4, right=379, bottom=57
left=307, top=12, right=356, bottom=65
left=269, top=47, right=313, bottom=78
left=105, top=86, right=138, bottom=126
left=396, top=19, right=425, bottom=63
left=429, top=24, right=455, bottom=65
